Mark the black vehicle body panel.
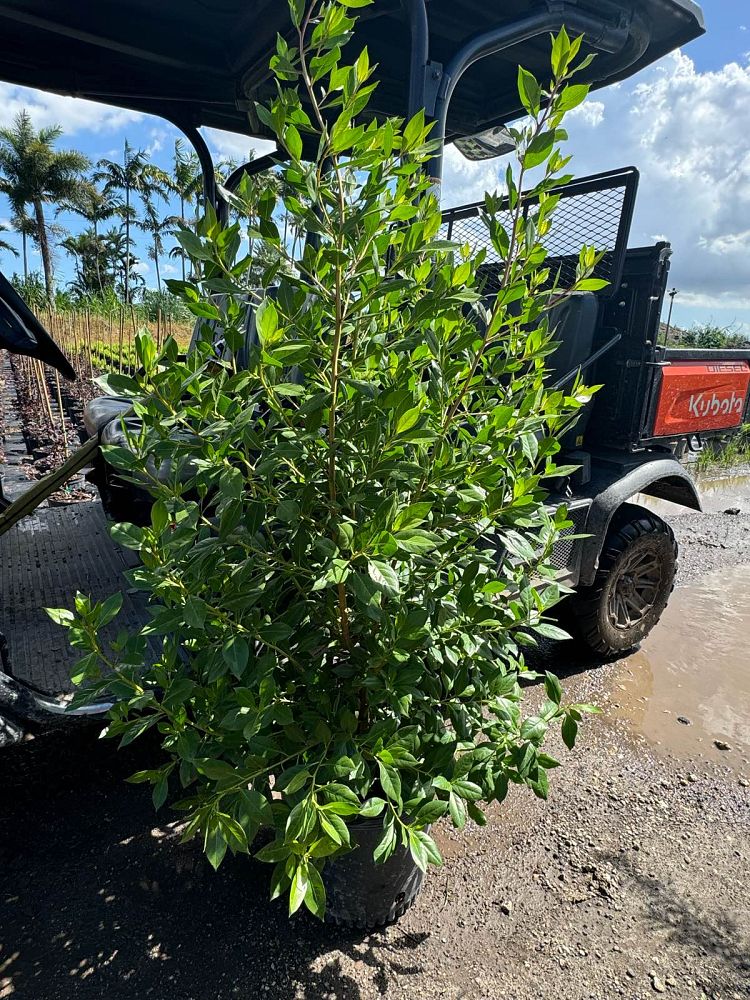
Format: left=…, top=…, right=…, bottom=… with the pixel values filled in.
left=0, top=1, right=705, bottom=142
left=0, top=271, right=75, bottom=378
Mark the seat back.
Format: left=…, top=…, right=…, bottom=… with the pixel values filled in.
left=546, top=291, right=599, bottom=448
left=188, top=292, right=265, bottom=370
left=546, top=292, right=598, bottom=383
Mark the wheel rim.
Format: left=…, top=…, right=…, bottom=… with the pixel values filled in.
left=607, top=546, right=663, bottom=631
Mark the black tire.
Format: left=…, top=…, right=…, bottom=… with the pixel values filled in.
left=569, top=503, right=678, bottom=657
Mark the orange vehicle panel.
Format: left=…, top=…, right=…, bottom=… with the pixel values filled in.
left=652, top=361, right=750, bottom=437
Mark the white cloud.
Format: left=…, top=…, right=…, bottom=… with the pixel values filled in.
left=204, top=128, right=275, bottom=165
left=567, top=100, right=605, bottom=128
left=443, top=50, right=750, bottom=325
left=132, top=261, right=150, bottom=276
left=0, top=83, right=143, bottom=135
left=146, top=127, right=168, bottom=157
left=441, top=143, right=508, bottom=209
left=679, top=290, right=750, bottom=312
left=565, top=51, right=750, bottom=313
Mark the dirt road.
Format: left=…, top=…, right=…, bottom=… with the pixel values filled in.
left=1, top=478, right=749, bottom=1000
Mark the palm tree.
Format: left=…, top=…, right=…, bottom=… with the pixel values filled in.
left=59, top=181, right=123, bottom=294
left=95, top=140, right=171, bottom=304
left=0, top=111, right=90, bottom=304
left=172, top=138, right=202, bottom=280
left=10, top=210, right=36, bottom=280
left=0, top=223, right=19, bottom=264
left=61, top=228, right=107, bottom=297
left=138, top=199, right=178, bottom=292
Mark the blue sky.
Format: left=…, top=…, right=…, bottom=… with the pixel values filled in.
left=0, top=1, right=748, bottom=334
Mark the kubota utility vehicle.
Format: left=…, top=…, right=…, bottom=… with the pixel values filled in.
left=2, top=0, right=746, bottom=747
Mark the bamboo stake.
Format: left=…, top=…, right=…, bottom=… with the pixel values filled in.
left=86, top=309, right=95, bottom=380
left=35, top=360, right=55, bottom=428
left=119, top=306, right=125, bottom=374
left=54, top=369, right=69, bottom=458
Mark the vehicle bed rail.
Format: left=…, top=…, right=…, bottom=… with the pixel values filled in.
left=440, top=166, right=639, bottom=297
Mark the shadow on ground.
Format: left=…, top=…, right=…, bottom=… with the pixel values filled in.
left=0, top=729, right=427, bottom=1000
left=0, top=639, right=608, bottom=1000
left=605, top=850, right=750, bottom=984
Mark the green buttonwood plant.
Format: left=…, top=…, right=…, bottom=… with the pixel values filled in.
left=52, top=0, right=602, bottom=919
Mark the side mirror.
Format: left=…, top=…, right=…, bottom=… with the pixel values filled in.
left=0, top=271, right=75, bottom=380
left=454, top=126, right=516, bottom=161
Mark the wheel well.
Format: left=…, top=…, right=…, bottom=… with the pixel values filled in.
left=639, top=474, right=701, bottom=512
left=578, top=460, right=699, bottom=586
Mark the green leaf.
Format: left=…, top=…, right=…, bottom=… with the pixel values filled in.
left=521, top=716, right=548, bottom=743
left=276, top=498, right=300, bottom=523
left=575, top=278, right=609, bottom=291
left=544, top=671, right=563, bottom=705
left=304, top=863, right=326, bottom=919
left=255, top=840, right=290, bottom=863
left=289, top=863, right=309, bottom=915
left=394, top=529, right=441, bottom=554
left=222, top=636, right=250, bottom=679
left=524, top=130, right=556, bottom=169
left=373, top=821, right=397, bottom=864
left=196, top=759, right=237, bottom=781
left=151, top=500, right=169, bottom=534
left=561, top=713, right=578, bottom=750
left=449, top=792, right=466, bottom=830
left=205, top=824, right=228, bottom=871
left=368, top=560, right=400, bottom=596
left=284, top=124, right=303, bottom=160
left=534, top=622, right=571, bottom=641
left=551, top=26, right=571, bottom=77
left=377, top=760, right=402, bottom=806
left=46, top=607, right=75, bottom=627
left=280, top=768, right=310, bottom=795
left=256, top=298, right=280, bottom=346
left=359, top=797, right=386, bottom=818
left=110, top=522, right=144, bottom=550
left=152, top=774, right=169, bottom=811
left=416, top=799, right=449, bottom=824
left=394, top=502, right=431, bottom=530
left=395, top=407, right=421, bottom=435
left=415, top=829, right=443, bottom=866
left=451, top=779, right=482, bottom=801
left=320, top=812, right=350, bottom=847
left=518, top=66, right=541, bottom=115
left=558, top=84, right=589, bottom=113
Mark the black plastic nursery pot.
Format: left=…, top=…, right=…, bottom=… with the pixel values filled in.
left=322, top=817, right=426, bottom=929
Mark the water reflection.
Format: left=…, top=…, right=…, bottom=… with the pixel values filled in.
left=608, top=564, right=750, bottom=766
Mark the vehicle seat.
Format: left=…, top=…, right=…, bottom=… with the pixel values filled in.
left=84, top=293, right=265, bottom=446
left=546, top=292, right=598, bottom=385
left=83, top=395, right=133, bottom=438
left=545, top=292, right=599, bottom=449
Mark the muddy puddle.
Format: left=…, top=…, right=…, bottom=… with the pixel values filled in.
left=636, top=468, right=750, bottom=518
left=606, top=563, right=750, bottom=769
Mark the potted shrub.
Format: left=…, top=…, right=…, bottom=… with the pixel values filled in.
left=53, top=0, right=601, bottom=926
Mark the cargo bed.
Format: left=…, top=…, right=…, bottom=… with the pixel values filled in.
left=0, top=502, right=149, bottom=701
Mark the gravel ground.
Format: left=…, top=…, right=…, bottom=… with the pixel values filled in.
left=1, top=491, right=748, bottom=1000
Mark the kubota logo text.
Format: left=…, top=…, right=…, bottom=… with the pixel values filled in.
left=687, top=391, right=744, bottom=419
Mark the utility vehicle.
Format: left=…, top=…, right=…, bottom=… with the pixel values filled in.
left=2, top=0, right=746, bottom=747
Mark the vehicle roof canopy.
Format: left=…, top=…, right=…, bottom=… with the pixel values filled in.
left=0, top=1, right=704, bottom=142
